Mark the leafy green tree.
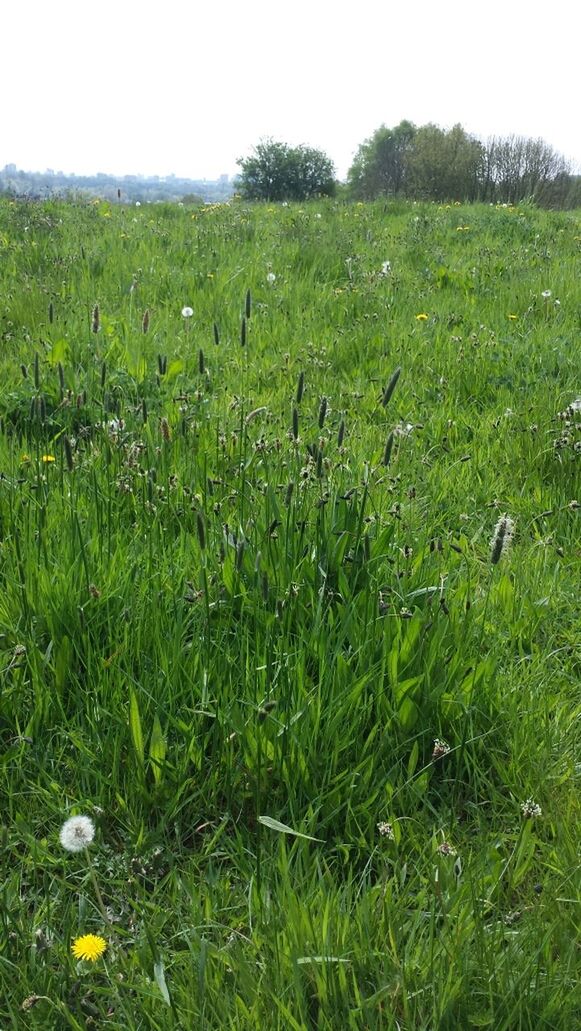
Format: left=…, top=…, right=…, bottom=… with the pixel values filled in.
left=406, top=123, right=484, bottom=201
left=236, top=139, right=336, bottom=201
left=347, top=121, right=416, bottom=199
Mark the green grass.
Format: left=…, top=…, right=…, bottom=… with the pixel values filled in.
left=0, top=195, right=579, bottom=1030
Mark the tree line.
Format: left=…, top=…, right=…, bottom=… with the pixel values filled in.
left=237, top=122, right=581, bottom=208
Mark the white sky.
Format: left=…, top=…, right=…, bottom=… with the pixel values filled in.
left=2, top=0, right=579, bottom=181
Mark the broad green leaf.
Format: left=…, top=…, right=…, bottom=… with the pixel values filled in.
left=153, top=959, right=171, bottom=1006
left=258, top=815, right=322, bottom=842
left=149, top=714, right=167, bottom=786
left=129, top=689, right=145, bottom=769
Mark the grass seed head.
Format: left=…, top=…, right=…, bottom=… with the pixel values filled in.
left=91, top=304, right=100, bottom=333
left=318, top=396, right=328, bottom=429
left=296, top=371, right=305, bottom=405
left=490, top=514, right=515, bottom=564
left=382, top=366, right=401, bottom=407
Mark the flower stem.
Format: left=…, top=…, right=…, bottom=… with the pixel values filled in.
left=85, top=848, right=111, bottom=926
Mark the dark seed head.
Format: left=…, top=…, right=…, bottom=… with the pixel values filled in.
left=318, top=396, right=328, bottom=429
left=196, top=512, right=206, bottom=551
left=382, top=431, right=394, bottom=467
left=296, top=371, right=305, bottom=405
left=382, top=366, right=401, bottom=408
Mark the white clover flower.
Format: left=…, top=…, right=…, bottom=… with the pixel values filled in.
left=181, top=306, right=194, bottom=318
left=59, top=815, right=95, bottom=853
left=377, top=821, right=394, bottom=840
left=266, top=272, right=276, bottom=285
left=436, top=841, right=457, bottom=856
left=521, top=798, right=542, bottom=819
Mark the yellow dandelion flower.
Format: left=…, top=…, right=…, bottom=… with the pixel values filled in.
left=21, top=454, right=31, bottom=464
left=507, top=313, right=518, bottom=320
left=71, top=934, right=107, bottom=962
left=415, top=313, right=429, bottom=321
left=42, top=455, right=56, bottom=463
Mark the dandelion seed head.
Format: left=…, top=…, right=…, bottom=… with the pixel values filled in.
left=59, top=815, right=95, bottom=853
left=266, top=272, right=276, bottom=284
left=181, top=306, right=194, bottom=318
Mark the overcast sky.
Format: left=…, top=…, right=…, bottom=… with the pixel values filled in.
left=3, top=0, right=579, bottom=181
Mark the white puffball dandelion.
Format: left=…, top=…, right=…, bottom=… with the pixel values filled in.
left=541, top=289, right=552, bottom=299
left=59, top=815, right=95, bottom=853
left=181, top=306, right=194, bottom=318
left=266, top=272, right=276, bottom=285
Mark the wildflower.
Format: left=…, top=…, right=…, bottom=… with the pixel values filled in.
left=71, top=934, right=107, bottom=962
left=181, top=306, right=194, bottom=318
left=415, top=313, right=429, bottom=321
left=436, top=841, right=457, bottom=856
left=380, top=260, right=391, bottom=276
left=21, top=454, right=31, bottom=463
left=432, top=738, right=451, bottom=761
left=521, top=798, right=542, bottom=819
left=135, top=201, right=141, bottom=207
left=42, top=455, right=56, bottom=463
left=59, top=815, right=95, bottom=853
left=507, top=313, right=518, bottom=320
left=541, top=290, right=552, bottom=299
left=377, top=821, right=394, bottom=840
left=490, top=514, right=515, bottom=565
left=266, top=272, right=276, bottom=284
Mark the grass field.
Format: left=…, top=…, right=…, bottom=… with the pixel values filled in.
left=0, top=195, right=579, bottom=1030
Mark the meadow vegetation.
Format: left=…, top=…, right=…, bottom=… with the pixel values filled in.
left=0, top=195, right=579, bottom=1029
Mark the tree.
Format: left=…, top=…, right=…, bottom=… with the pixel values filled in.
left=347, top=121, right=416, bottom=200
left=482, top=135, right=570, bottom=204
left=236, top=139, right=336, bottom=202
left=406, top=123, right=484, bottom=202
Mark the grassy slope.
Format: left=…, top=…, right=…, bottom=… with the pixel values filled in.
left=0, top=197, right=579, bottom=1029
